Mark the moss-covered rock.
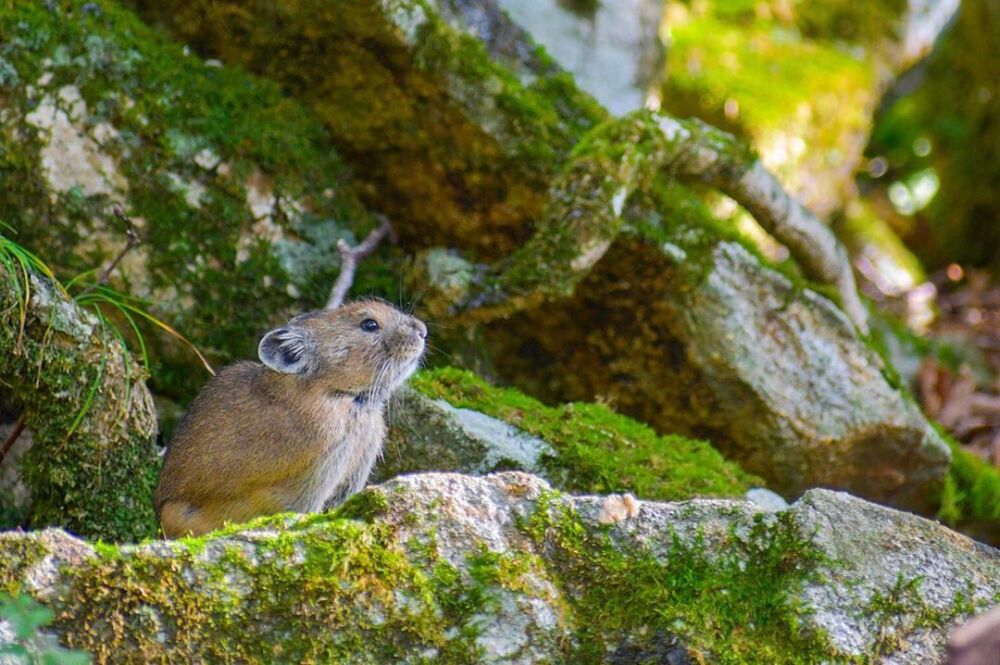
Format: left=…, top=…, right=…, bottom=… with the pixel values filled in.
left=379, top=367, right=759, bottom=500
left=482, top=236, right=951, bottom=512
left=0, top=0, right=377, bottom=400
left=2, top=473, right=997, bottom=663
left=0, top=262, right=159, bottom=541
left=125, top=0, right=605, bottom=262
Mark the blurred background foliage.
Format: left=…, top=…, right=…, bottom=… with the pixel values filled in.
left=656, top=0, right=999, bottom=468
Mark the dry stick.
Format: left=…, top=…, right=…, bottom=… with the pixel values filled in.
left=326, top=216, right=395, bottom=310
left=0, top=414, right=25, bottom=466
left=81, top=204, right=141, bottom=296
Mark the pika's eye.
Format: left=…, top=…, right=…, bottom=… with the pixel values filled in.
left=360, top=318, right=379, bottom=332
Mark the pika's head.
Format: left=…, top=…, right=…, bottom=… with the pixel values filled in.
left=257, top=300, right=426, bottom=401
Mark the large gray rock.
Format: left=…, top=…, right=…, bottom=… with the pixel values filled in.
left=2, top=472, right=996, bottom=663
left=669, top=242, right=951, bottom=508
left=487, top=238, right=953, bottom=513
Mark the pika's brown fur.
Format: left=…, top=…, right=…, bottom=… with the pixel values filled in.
left=154, top=300, right=426, bottom=538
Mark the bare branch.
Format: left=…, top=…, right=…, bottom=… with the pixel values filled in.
left=81, top=205, right=141, bottom=295
left=326, top=216, right=395, bottom=309
left=0, top=414, right=25, bottom=466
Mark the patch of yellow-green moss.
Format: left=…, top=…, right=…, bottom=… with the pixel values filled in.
left=938, top=438, right=1000, bottom=545
left=0, top=539, right=47, bottom=596
left=412, top=367, right=760, bottom=500
left=522, top=490, right=839, bottom=663
left=52, top=515, right=488, bottom=662
left=664, top=4, right=877, bottom=137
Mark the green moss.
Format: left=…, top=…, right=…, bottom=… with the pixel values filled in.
left=938, top=437, right=1000, bottom=545
left=412, top=367, right=759, bottom=500
left=0, top=539, right=47, bottom=595
left=664, top=8, right=876, bottom=138
left=522, top=491, right=837, bottom=663
left=862, top=574, right=982, bottom=660
left=334, top=486, right=392, bottom=522
left=51, top=514, right=488, bottom=662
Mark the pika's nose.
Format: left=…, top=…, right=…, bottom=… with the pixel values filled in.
left=412, top=318, right=427, bottom=340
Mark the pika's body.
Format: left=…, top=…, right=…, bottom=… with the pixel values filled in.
left=154, top=300, right=426, bottom=538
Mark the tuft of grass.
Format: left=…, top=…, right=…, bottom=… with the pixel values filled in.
left=70, top=281, right=214, bottom=375
left=0, top=221, right=65, bottom=352
left=1, top=224, right=213, bottom=377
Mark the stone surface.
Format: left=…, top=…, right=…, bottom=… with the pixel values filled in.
left=1, top=473, right=997, bottom=663
left=497, top=0, right=665, bottom=115
left=377, top=387, right=555, bottom=482
left=674, top=242, right=951, bottom=508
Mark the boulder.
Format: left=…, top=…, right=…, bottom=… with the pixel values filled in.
left=2, top=472, right=997, bottom=663
left=376, top=367, right=758, bottom=502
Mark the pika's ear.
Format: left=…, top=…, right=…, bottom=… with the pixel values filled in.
left=258, top=326, right=316, bottom=375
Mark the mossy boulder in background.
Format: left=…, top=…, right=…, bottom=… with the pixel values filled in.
left=0, top=0, right=377, bottom=401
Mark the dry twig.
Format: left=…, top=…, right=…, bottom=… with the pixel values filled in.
left=326, top=216, right=395, bottom=309
left=81, top=204, right=141, bottom=295
left=0, top=414, right=25, bottom=466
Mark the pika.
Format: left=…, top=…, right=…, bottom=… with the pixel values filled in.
left=154, top=300, right=426, bottom=538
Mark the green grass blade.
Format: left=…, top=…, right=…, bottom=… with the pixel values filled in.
left=64, top=308, right=108, bottom=442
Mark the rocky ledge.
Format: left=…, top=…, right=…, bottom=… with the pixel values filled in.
left=2, top=472, right=997, bottom=664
